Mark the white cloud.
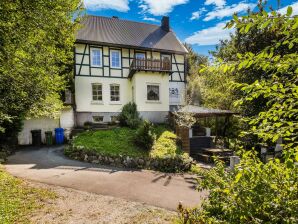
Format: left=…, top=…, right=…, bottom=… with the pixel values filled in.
left=185, top=22, right=234, bottom=46
left=204, top=0, right=226, bottom=9
left=139, top=0, right=189, bottom=16
left=278, top=2, right=298, bottom=15
left=204, top=1, right=257, bottom=21
left=190, top=7, right=207, bottom=21
left=84, top=0, right=129, bottom=12
left=143, top=17, right=159, bottom=22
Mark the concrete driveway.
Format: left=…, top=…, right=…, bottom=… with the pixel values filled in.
left=5, top=146, right=206, bottom=210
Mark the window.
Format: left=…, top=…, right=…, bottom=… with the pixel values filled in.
left=110, top=84, right=120, bottom=102
left=147, top=85, right=160, bottom=101
left=110, top=50, right=121, bottom=68
left=91, top=49, right=102, bottom=67
left=92, top=84, right=102, bottom=101
left=93, top=116, right=103, bottom=123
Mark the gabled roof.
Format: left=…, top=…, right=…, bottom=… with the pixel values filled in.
left=76, top=15, right=188, bottom=54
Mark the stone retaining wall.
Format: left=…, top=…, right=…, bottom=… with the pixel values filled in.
left=65, top=145, right=194, bottom=173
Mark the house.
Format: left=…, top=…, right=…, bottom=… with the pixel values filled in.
left=18, top=15, right=188, bottom=145
left=74, top=15, right=188, bottom=126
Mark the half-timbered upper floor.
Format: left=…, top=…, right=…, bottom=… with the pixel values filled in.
left=75, top=15, right=188, bottom=82
left=75, top=43, right=186, bottom=82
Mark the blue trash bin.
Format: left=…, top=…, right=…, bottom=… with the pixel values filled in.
left=55, top=128, right=64, bottom=144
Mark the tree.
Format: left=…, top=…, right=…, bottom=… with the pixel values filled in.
left=177, top=5, right=298, bottom=223
left=183, top=43, right=208, bottom=106
left=0, top=0, right=82, bottom=145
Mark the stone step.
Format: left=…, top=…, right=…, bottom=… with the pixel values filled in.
left=201, top=148, right=233, bottom=156
left=196, top=152, right=231, bottom=165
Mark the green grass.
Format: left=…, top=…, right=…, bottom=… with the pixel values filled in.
left=73, top=127, right=148, bottom=157
left=0, top=166, right=55, bottom=224
left=72, top=126, right=171, bottom=158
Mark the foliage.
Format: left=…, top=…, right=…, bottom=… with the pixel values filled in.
left=177, top=151, right=298, bottom=224
left=193, top=67, right=237, bottom=110
left=177, top=5, right=298, bottom=224
left=118, top=102, right=142, bottom=129
left=184, top=43, right=209, bottom=105
left=218, top=4, right=298, bottom=150
left=173, top=110, right=196, bottom=128
left=72, top=128, right=147, bottom=157
left=150, top=131, right=183, bottom=158
left=134, top=120, right=156, bottom=150
left=0, top=0, right=82, bottom=144
left=198, top=3, right=298, bottom=150
left=0, top=166, right=55, bottom=223
left=227, top=6, right=298, bottom=150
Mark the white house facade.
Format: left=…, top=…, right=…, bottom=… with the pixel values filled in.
left=74, top=15, right=188, bottom=126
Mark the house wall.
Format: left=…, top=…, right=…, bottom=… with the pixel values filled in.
left=75, top=76, right=132, bottom=113
left=74, top=43, right=187, bottom=124
left=132, top=71, right=169, bottom=123
left=18, top=108, right=74, bottom=145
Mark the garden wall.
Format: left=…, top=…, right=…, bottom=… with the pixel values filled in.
left=18, top=108, right=74, bottom=145
left=65, top=145, right=194, bottom=173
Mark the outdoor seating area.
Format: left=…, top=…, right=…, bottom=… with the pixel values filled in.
left=171, top=105, right=237, bottom=165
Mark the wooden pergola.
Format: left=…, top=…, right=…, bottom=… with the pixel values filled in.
left=171, top=105, right=237, bottom=137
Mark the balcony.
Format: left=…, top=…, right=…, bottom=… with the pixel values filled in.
left=128, top=58, right=173, bottom=78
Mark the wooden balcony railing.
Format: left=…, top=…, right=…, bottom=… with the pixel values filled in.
left=128, top=58, right=173, bottom=78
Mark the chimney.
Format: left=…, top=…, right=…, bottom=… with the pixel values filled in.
left=161, top=16, right=170, bottom=32
left=112, top=16, right=119, bottom=19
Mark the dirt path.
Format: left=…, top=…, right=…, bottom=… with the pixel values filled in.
left=28, top=181, right=176, bottom=224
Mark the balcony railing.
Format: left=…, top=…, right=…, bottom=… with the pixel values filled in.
left=128, top=58, right=173, bottom=78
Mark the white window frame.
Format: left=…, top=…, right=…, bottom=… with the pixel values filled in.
left=110, top=49, right=121, bottom=68
left=91, top=83, right=103, bottom=103
left=110, top=84, right=120, bottom=103
left=91, top=48, right=102, bottom=67
left=146, top=83, right=160, bottom=102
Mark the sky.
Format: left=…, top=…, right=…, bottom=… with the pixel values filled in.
left=84, top=0, right=298, bottom=57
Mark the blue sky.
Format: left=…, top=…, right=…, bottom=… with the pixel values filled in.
left=84, top=0, right=298, bottom=57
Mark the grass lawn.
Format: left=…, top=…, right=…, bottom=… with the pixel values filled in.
left=0, top=166, right=55, bottom=224
left=72, top=126, right=170, bottom=158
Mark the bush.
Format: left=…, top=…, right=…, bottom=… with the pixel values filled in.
left=150, top=131, right=182, bottom=158
left=177, top=151, right=298, bottom=223
left=134, top=120, right=156, bottom=150
left=118, top=102, right=141, bottom=129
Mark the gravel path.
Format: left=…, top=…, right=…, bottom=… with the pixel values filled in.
left=29, top=181, right=176, bottom=224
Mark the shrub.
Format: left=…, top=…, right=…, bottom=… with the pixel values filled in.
left=177, top=151, right=298, bottom=223
left=118, top=102, right=141, bottom=129
left=134, top=120, right=156, bottom=150
left=150, top=131, right=182, bottom=158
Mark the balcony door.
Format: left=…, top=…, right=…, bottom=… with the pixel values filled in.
left=161, top=54, right=171, bottom=70
left=135, top=52, right=146, bottom=69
